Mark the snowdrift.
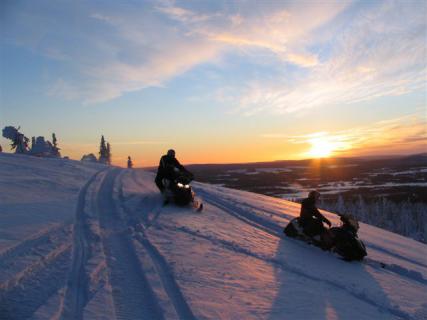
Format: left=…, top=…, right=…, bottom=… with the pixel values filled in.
left=0, top=153, right=426, bottom=319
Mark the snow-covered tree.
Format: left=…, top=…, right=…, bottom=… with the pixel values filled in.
left=2, top=126, right=29, bottom=154
left=81, top=153, right=98, bottom=162
left=29, top=136, right=60, bottom=158
left=2, top=127, right=60, bottom=158
left=127, top=156, right=133, bottom=168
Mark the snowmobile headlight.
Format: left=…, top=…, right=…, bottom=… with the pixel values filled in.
left=177, top=182, right=184, bottom=188
left=184, top=184, right=190, bottom=189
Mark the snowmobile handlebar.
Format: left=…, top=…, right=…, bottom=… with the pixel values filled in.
left=175, top=171, right=194, bottom=184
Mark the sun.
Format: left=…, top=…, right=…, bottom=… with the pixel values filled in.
left=307, top=138, right=335, bottom=158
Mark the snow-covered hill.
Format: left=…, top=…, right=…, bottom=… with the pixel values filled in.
left=0, top=153, right=426, bottom=320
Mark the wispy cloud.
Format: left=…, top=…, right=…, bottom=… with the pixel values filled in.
left=1, top=0, right=352, bottom=104
left=198, top=1, right=350, bottom=67
left=2, top=0, right=425, bottom=110
left=232, top=1, right=427, bottom=114
left=155, top=3, right=214, bottom=23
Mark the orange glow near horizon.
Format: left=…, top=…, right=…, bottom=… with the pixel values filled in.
left=1, top=139, right=422, bottom=169
left=28, top=113, right=425, bottom=168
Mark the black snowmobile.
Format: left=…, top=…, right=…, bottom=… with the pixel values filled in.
left=284, top=214, right=367, bottom=261
left=162, top=171, right=203, bottom=211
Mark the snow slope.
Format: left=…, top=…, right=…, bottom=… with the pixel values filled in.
left=0, top=153, right=426, bottom=320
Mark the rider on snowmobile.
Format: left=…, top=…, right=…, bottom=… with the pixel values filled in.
left=155, top=149, right=192, bottom=192
left=299, top=191, right=332, bottom=240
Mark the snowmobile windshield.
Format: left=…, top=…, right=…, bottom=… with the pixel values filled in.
left=341, top=215, right=359, bottom=233
left=175, top=175, right=192, bottom=185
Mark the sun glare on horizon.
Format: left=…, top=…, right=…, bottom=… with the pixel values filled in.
left=307, top=137, right=337, bottom=158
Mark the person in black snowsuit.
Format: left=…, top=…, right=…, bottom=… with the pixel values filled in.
left=155, top=149, right=192, bottom=192
left=299, top=191, right=332, bottom=238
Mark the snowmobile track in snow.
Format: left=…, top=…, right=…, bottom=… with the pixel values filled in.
left=119, top=172, right=197, bottom=320
left=0, top=223, right=72, bottom=282
left=0, top=244, right=72, bottom=319
left=98, top=169, right=164, bottom=320
left=60, top=169, right=106, bottom=320
left=134, top=231, right=197, bottom=320
left=198, top=189, right=283, bottom=238
left=364, top=241, right=427, bottom=269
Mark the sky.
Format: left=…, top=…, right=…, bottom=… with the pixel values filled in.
left=0, top=0, right=426, bottom=167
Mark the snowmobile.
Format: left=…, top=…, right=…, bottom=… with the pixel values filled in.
left=162, top=171, right=203, bottom=211
left=283, top=214, right=367, bottom=261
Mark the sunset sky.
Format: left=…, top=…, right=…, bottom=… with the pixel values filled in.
left=1, top=0, right=426, bottom=166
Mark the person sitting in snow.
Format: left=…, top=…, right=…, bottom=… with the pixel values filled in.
left=299, top=190, right=332, bottom=241
left=155, top=149, right=192, bottom=192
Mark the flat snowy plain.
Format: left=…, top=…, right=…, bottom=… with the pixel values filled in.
left=0, top=153, right=426, bottom=319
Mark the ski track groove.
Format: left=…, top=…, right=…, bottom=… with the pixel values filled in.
left=119, top=173, right=157, bottom=227
left=0, top=244, right=72, bottom=320
left=363, top=242, right=427, bottom=269
left=97, top=169, right=164, bottom=320
left=121, top=171, right=197, bottom=320
left=133, top=231, right=197, bottom=320
left=202, top=192, right=296, bottom=221
left=197, top=189, right=284, bottom=238
left=0, top=223, right=71, bottom=271
left=197, top=190, right=418, bottom=320
left=60, top=169, right=106, bottom=320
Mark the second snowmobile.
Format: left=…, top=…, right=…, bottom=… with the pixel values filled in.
left=284, top=214, right=367, bottom=261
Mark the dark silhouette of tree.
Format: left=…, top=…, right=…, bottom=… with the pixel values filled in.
left=127, top=156, right=133, bottom=168
left=2, top=126, right=29, bottom=153
left=106, top=142, right=112, bottom=165
left=51, top=133, right=61, bottom=157
left=99, top=135, right=108, bottom=164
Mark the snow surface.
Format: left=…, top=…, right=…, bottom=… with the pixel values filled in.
left=0, top=153, right=426, bottom=320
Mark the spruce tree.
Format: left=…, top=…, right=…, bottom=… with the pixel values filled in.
left=52, top=133, right=57, bottom=148
left=106, top=142, right=111, bottom=165
left=99, top=135, right=107, bottom=164
left=31, top=137, right=36, bottom=151
left=51, top=133, right=61, bottom=157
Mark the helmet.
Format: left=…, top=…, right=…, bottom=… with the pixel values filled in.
left=308, top=190, right=320, bottom=199
left=167, top=149, right=176, bottom=157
